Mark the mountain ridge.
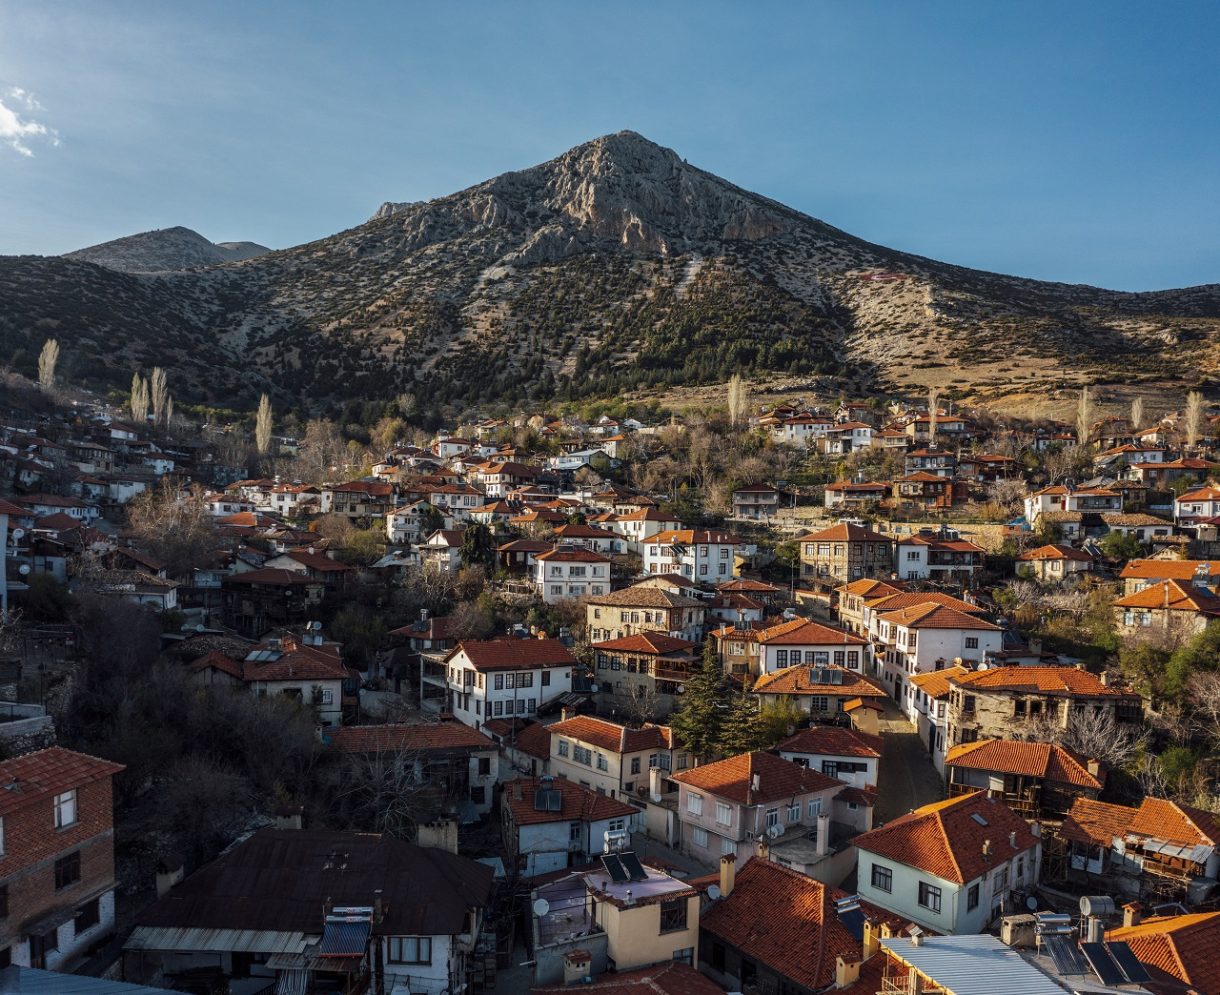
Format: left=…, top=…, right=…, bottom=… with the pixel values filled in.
left=64, top=225, right=271, bottom=273
left=2, top=131, right=1218, bottom=414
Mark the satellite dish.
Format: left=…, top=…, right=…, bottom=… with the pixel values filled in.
left=707, top=884, right=721, bottom=901
left=1026, top=895, right=1038, bottom=911
left=10, top=528, right=24, bottom=540
left=769, top=823, right=783, bottom=839
left=532, top=899, right=551, bottom=917
left=195, top=623, right=207, bottom=633
left=17, top=564, right=30, bottom=576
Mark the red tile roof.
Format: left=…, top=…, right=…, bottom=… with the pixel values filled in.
left=753, top=665, right=887, bottom=698
left=672, top=751, right=841, bottom=806
left=950, top=666, right=1129, bottom=697
left=1113, top=579, right=1220, bottom=614
left=591, top=633, right=699, bottom=657
left=449, top=638, right=576, bottom=671
left=536, top=546, right=610, bottom=563
left=700, top=858, right=900, bottom=991
left=224, top=568, right=318, bottom=587
left=1131, top=797, right=1220, bottom=846
left=503, top=776, right=637, bottom=826
left=837, top=578, right=905, bottom=598
left=863, top=591, right=985, bottom=614
left=907, top=665, right=971, bottom=699
left=944, top=739, right=1101, bottom=789
left=777, top=726, right=883, bottom=759
left=649, top=529, right=743, bottom=545
left=1120, top=558, right=1220, bottom=580
left=877, top=603, right=1001, bottom=632
left=854, top=792, right=1039, bottom=885
left=549, top=716, right=674, bottom=754
left=1059, top=797, right=1134, bottom=847
left=717, top=578, right=784, bottom=594
left=797, top=523, right=892, bottom=543
left=1106, top=912, right=1220, bottom=993
left=283, top=550, right=355, bottom=573
left=0, top=747, right=124, bottom=817
left=1017, top=543, right=1094, bottom=562
left=756, top=618, right=868, bottom=646
left=330, top=723, right=495, bottom=753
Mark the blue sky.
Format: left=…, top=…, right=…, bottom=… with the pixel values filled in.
left=0, top=1, right=1216, bottom=290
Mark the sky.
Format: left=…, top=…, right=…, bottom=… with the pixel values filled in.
left=0, top=1, right=1216, bottom=291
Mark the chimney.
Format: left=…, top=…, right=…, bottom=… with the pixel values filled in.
left=816, top=813, right=831, bottom=856
left=155, top=856, right=185, bottom=898
left=835, top=955, right=861, bottom=988
left=719, top=854, right=737, bottom=898
left=983, top=839, right=993, bottom=859
left=862, top=920, right=880, bottom=960
left=649, top=766, right=664, bottom=803
left=514, top=782, right=524, bottom=803
left=562, top=949, right=593, bottom=986
left=1086, top=917, right=1104, bottom=944
left=1086, top=758, right=1102, bottom=778
left=374, top=889, right=384, bottom=924
left=756, top=838, right=770, bottom=860
left=880, top=922, right=895, bottom=940
left=1008, top=830, right=1018, bottom=849
left=1123, top=902, right=1143, bottom=928
left=560, top=706, right=572, bottom=722
left=417, top=818, right=459, bottom=854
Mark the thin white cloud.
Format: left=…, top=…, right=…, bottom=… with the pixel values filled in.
left=0, top=85, right=58, bottom=156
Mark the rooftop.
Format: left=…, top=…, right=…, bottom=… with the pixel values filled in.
left=879, top=934, right=1068, bottom=995
left=0, top=747, right=124, bottom=818
left=672, top=751, right=841, bottom=806
left=944, top=739, right=1101, bottom=789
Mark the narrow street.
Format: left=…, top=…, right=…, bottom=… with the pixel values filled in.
left=874, top=701, right=946, bottom=824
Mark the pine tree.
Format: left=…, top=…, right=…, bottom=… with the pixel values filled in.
left=718, top=688, right=764, bottom=756
left=669, top=640, right=732, bottom=761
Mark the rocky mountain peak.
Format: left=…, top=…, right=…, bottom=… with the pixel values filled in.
left=63, top=226, right=270, bottom=273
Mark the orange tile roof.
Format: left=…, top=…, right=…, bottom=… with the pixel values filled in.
left=753, top=665, right=887, bottom=698
left=1105, top=912, right=1220, bottom=992
left=717, top=578, right=784, bottom=594
left=671, top=751, right=841, bottom=805
left=1177, top=485, right=1220, bottom=502
left=700, top=858, right=902, bottom=991
left=1131, top=797, right=1220, bottom=846
left=0, top=747, right=125, bottom=817
left=777, top=726, right=883, bottom=759
left=536, top=546, right=609, bottom=563
left=950, top=666, right=1129, bottom=696
left=944, top=739, right=1101, bottom=789
left=449, top=637, right=576, bottom=671
left=855, top=792, right=1039, bottom=884
left=837, top=578, right=906, bottom=598
left=864, top=591, right=985, bottom=614
left=330, top=723, right=495, bottom=753
left=549, top=715, right=674, bottom=754
left=756, top=617, right=868, bottom=646
left=1113, top=579, right=1220, bottom=614
left=590, top=633, right=698, bottom=656
left=1017, top=543, right=1094, bottom=562
left=503, top=776, right=637, bottom=826
left=878, top=603, right=1000, bottom=631
left=649, top=529, right=742, bottom=545
left=797, top=523, right=892, bottom=543
left=1059, top=797, right=1133, bottom=847
left=481, top=720, right=552, bottom=760
left=1120, top=558, right=1220, bottom=580
left=908, top=665, right=972, bottom=699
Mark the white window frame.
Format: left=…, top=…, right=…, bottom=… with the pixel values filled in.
left=54, top=789, right=78, bottom=829
left=687, top=792, right=703, bottom=816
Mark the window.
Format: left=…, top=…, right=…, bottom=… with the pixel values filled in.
left=596, top=754, right=609, bottom=771
left=962, top=695, right=976, bottom=714
left=672, top=947, right=694, bottom=966
left=786, top=803, right=800, bottom=822
left=541, top=670, right=550, bottom=686
left=687, top=793, right=703, bottom=816
left=659, top=898, right=688, bottom=933
left=765, top=808, right=779, bottom=828
left=776, top=650, right=788, bottom=666
left=715, top=802, right=732, bottom=826
left=967, top=883, right=980, bottom=910
left=74, top=897, right=100, bottom=933
left=871, top=864, right=892, bottom=893
left=388, top=937, right=432, bottom=964
left=994, top=866, right=1010, bottom=891
left=54, top=790, right=77, bottom=829
left=55, top=851, right=81, bottom=890
left=1014, top=700, right=1026, bottom=717
left=808, top=798, right=822, bottom=818
left=720, top=835, right=736, bottom=855
left=573, top=746, right=592, bottom=766
left=493, top=701, right=503, bottom=716
left=570, top=821, right=582, bottom=841
left=692, top=827, right=708, bottom=848
left=918, top=882, right=942, bottom=914
left=1016, top=857, right=1025, bottom=881
left=607, top=818, right=626, bottom=832
left=965, top=637, right=979, bottom=650
left=478, top=757, right=491, bottom=776
left=811, top=696, right=829, bottom=711
left=0, top=885, right=6, bottom=919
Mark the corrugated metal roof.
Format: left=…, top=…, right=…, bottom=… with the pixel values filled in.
left=880, top=935, right=1068, bottom=995
left=0, top=966, right=179, bottom=994
left=124, top=925, right=309, bottom=955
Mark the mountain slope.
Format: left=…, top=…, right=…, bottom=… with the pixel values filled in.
left=64, top=226, right=270, bottom=272
left=3, top=131, right=1218, bottom=414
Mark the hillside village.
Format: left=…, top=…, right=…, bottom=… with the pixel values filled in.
left=1, top=362, right=1219, bottom=995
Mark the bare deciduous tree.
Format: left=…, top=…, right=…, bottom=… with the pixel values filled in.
left=1076, top=386, right=1093, bottom=448
left=150, top=367, right=169, bottom=425
left=1028, top=707, right=1146, bottom=768
left=928, top=387, right=941, bottom=445
left=37, top=338, right=59, bottom=389
left=1184, top=390, right=1204, bottom=450
left=126, top=481, right=216, bottom=577
left=1129, top=396, right=1144, bottom=435
left=256, top=393, right=274, bottom=454
left=727, top=374, right=746, bottom=428
left=129, top=372, right=149, bottom=424
left=335, top=741, right=433, bottom=837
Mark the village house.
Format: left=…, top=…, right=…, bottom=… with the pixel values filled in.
left=944, top=738, right=1103, bottom=822
left=385, top=501, right=441, bottom=544
left=584, top=586, right=706, bottom=644
left=1112, top=579, right=1220, bottom=640
left=890, top=472, right=967, bottom=512
left=821, top=421, right=874, bottom=453
left=125, top=828, right=494, bottom=995
left=798, top=522, right=894, bottom=589
left=705, top=591, right=765, bottom=627
left=672, top=752, right=869, bottom=877
left=467, top=460, right=541, bottom=498
left=752, top=663, right=888, bottom=719
left=604, top=507, right=685, bottom=553
left=426, top=482, right=484, bottom=519
left=835, top=578, right=905, bottom=634
left=904, top=448, right=957, bottom=477
left=1059, top=796, right=1220, bottom=907
left=0, top=747, right=125, bottom=972
left=904, top=412, right=968, bottom=442
left=642, top=530, right=741, bottom=581
left=500, top=776, right=638, bottom=878
left=854, top=792, right=1041, bottom=934
left=530, top=860, right=701, bottom=984
left=547, top=714, right=689, bottom=801
left=444, top=637, right=576, bottom=730
left=906, top=665, right=971, bottom=772
left=699, top=856, right=900, bottom=995
left=1106, top=908, right=1220, bottom=993
left=873, top=603, right=1003, bottom=703
left=329, top=722, right=500, bottom=816
left=550, top=523, right=622, bottom=554
left=592, top=633, right=700, bottom=719
left=945, top=666, right=1142, bottom=749
left=893, top=529, right=985, bottom=584
left=1174, top=484, right=1220, bottom=524
left=420, top=528, right=465, bottom=574
left=221, top=568, right=327, bottom=637
left=777, top=725, right=883, bottom=789
left=731, top=483, right=784, bottom=520
left=1119, top=558, right=1220, bottom=596
left=263, top=548, right=355, bottom=592
left=823, top=480, right=890, bottom=511
left=755, top=617, right=870, bottom=676
left=1016, top=543, right=1096, bottom=581
left=534, top=546, right=611, bottom=603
